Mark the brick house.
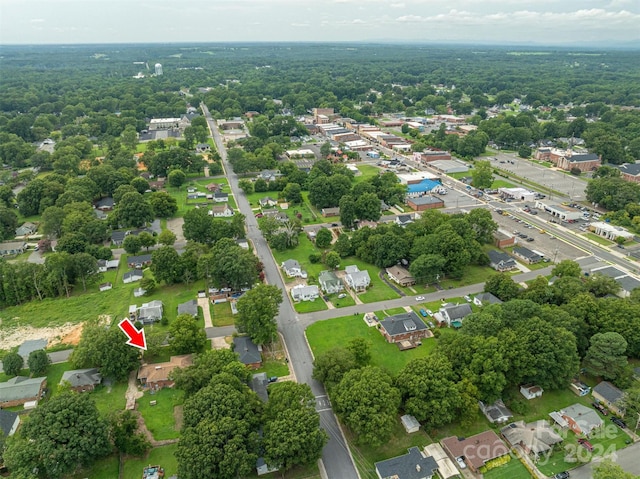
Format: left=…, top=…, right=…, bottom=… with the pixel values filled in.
left=378, top=311, right=429, bottom=344
left=137, top=355, right=193, bottom=390
left=560, top=403, right=603, bottom=436
left=0, top=376, right=47, bottom=407
left=59, top=368, right=102, bottom=393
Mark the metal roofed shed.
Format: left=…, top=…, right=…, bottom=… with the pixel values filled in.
left=401, top=414, right=421, bottom=433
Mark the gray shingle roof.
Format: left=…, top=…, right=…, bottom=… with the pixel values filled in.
left=0, top=376, right=46, bottom=402
left=593, top=381, right=623, bottom=405
left=178, top=299, right=198, bottom=317
left=443, top=303, right=472, bottom=320
left=0, top=409, right=19, bottom=437
left=375, top=447, right=438, bottom=479
left=234, top=336, right=261, bottom=365
left=60, top=368, right=102, bottom=388
left=380, top=311, right=428, bottom=337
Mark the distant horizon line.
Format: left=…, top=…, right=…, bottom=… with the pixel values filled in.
left=1, top=40, right=639, bottom=51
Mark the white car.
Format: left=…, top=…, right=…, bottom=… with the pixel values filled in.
left=456, top=457, right=466, bottom=469
left=415, top=296, right=425, bottom=301
left=425, top=309, right=433, bottom=316
left=464, top=295, right=472, bottom=302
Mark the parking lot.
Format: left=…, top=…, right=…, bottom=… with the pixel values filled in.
left=491, top=153, right=589, bottom=201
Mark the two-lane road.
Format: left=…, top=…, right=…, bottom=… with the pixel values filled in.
left=202, top=104, right=360, bottom=479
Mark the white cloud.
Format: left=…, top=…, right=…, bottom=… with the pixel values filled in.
left=390, top=2, right=406, bottom=7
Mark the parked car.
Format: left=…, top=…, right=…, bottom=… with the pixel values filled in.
left=464, top=295, right=472, bottom=302
left=592, top=402, right=608, bottom=415
left=527, top=237, right=535, bottom=242
left=455, top=457, right=466, bottom=469
left=268, top=376, right=278, bottom=383
left=554, top=472, right=570, bottom=479
left=425, top=309, right=433, bottom=316
left=337, top=293, right=347, bottom=299
left=612, top=417, right=627, bottom=428
left=577, top=438, right=593, bottom=452
left=427, top=321, right=435, bottom=328
left=419, top=308, right=428, bottom=317
left=415, top=296, right=425, bottom=301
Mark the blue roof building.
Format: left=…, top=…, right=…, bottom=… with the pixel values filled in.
left=406, top=179, right=441, bottom=197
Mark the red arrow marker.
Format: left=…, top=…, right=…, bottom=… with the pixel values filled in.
left=118, top=318, right=147, bottom=350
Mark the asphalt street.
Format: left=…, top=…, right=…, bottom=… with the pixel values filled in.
left=202, top=103, right=361, bottom=479
left=568, top=440, right=640, bottom=479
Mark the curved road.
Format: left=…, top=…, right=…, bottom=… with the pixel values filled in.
left=202, top=104, right=360, bottom=479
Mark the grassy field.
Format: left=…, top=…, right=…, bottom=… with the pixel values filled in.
left=306, top=314, right=436, bottom=375
left=271, top=234, right=326, bottom=281
left=91, top=381, right=128, bottom=416
left=210, top=301, right=236, bottom=326
left=484, top=458, right=533, bottom=479
left=137, top=388, right=184, bottom=440
left=354, top=164, right=381, bottom=183
left=584, top=232, right=614, bottom=246
left=293, top=299, right=328, bottom=313
left=67, top=454, right=120, bottom=479
left=329, top=293, right=356, bottom=308
left=45, top=362, right=73, bottom=397
left=255, top=360, right=290, bottom=378
left=121, top=444, right=179, bottom=479
left=492, top=179, right=517, bottom=189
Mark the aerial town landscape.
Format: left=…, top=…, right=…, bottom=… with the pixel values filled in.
left=1, top=4, right=640, bottom=479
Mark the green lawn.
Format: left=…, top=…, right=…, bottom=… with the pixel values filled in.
left=293, top=299, right=328, bottom=313
left=272, top=234, right=326, bottom=281
left=354, top=164, right=381, bottom=183
left=66, top=454, right=120, bottom=479
left=255, top=360, right=290, bottom=378
left=330, top=293, right=356, bottom=308
left=121, top=444, right=179, bottom=479
left=210, top=301, right=236, bottom=326
left=137, top=388, right=184, bottom=440
left=45, top=362, right=73, bottom=398
left=440, top=265, right=494, bottom=288
left=492, top=179, right=517, bottom=189
left=137, top=279, right=205, bottom=324
left=91, top=381, right=128, bottom=416
left=484, top=458, right=533, bottom=479
left=306, top=314, right=436, bottom=375
left=342, top=258, right=400, bottom=304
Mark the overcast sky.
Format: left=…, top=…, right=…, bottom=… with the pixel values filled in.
left=1, top=0, right=639, bottom=46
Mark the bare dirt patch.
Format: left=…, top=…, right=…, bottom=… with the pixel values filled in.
left=173, top=405, right=183, bottom=431
left=166, top=217, right=185, bottom=243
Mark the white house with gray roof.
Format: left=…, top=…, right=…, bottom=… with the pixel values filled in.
left=281, top=259, right=306, bottom=278
left=439, top=303, right=473, bottom=328
left=291, top=284, right=319, bottom=302
left=344, top=266, right=370, bottom=292
left=318, top=270, right=343, bottom=294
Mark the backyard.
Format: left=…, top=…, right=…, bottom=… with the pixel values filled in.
left=484, top=458, right=532, bottom=479
left=136, top=388, right=185, bottom=441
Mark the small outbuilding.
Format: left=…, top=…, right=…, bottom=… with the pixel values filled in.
left=400, top=414, right=421, bottom=434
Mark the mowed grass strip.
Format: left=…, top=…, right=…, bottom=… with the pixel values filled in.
left=121, top=444, right=179, bottom=479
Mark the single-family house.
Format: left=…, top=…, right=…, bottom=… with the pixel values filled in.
left=137, top=355, right=193, bottom=390
left=95, top=197, right=115, bottom=211
left=127, top=254, right=152, bottom=269
left=592, top=381, right=625, bottom=417
left=570, top=380, right=591, bottom=397
left=210, top=204, right=234, bottom=217
left=501, top=420, right=563, bottom=458
left=258, top=169, right=280, bottom=182
left=441, top=431, right=510, bottom=473
left=123, top=269, right=144, bottom=284
left=344, top=266, right=371, bottom=292
left=379, top=311, right=429, bottom=344
left=256, top=457, right=279, bottom=476
left=318, top=270, right=343, bottom=294
left=479, top=399, right=513, bottom=424
left=187, top=193, right=199, bottom=200
left=560, top=403, right=603, bottom=436
left=401, top=415, right=421, bottom=434
left=0, top=409, right=20, bottom=437
left=0, top=241, right=27, bottom=256
left=321, top=207, right=340, bottom=217
left=375, top=447, right=439, bottom=479
left=250, top=372, right=269, bottom=403
left=261, top=209, right=289, bottom=222
left=15, top=222, right=37, bottom=236
left=99, top=282, right=113, bottom=292
left=213, top=192, right=229, bottom=202
left=439, top=303, right=472, bottom=328
left=281, top=259, right=306, bottom=278
left=395, top=214, right=414, bottom=227
left=97, top=259, right=119, bottom=272
left=133, top=287, right=146, bottom=297
left=386, top=265, right=416, bottom=286
left=233, top=336, right=262, bottom=369
left=59, top=368, right=102, bottom=392
left=291, top=284, right=320, bottom=302
left=513, top=246, right=542, bottom=264
left=137, top=300, right=164, bottom=324
left=520, top=384, right=544, bottom=400
left=178, top=299, right=198, bottom=317
left=259, top=197, right=278, bottom=208
left=473, top=292, right=503, bottom=307
left=196, top=143, right=211, bottom=153
left=111, top=230, right=128, bottom=246
left=487, top=250, right=517, bottom=272
left=0, top=376, right=47, bottom=408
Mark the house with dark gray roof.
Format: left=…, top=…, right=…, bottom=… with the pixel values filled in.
left=618, top=162, right=640, bottom=183
left=0, top=376, right=47, bottom=407
left=439, top=303, right=472, bottom=328
left=15, top=222, right=38, bottom=236
left=593, top=381, right=625, bottom=417
left=234, top=336, right=262, bottom=369
left=0, top=409, right=20, bottom=437
left=111, top=230, right=128, bottom=245
left=178, top=299, right=198, bottom=317
left=379, top=311, right=429, bottom=344
left=60, top=368, right=102, bottom=392
left=375, top=447, right=438, bottom=479
left=513, top=246, right=541, bottom=264
left=473, top=292, right=502, bottom=307
left=395, top=214, right=414, bottom=227
left=127, top=254, right=152, bottom=268
left=479, top=399, right=513, bottom=424
left=487, top=250, right=517, bottom=272
left=250, top=372, right=269, bottom=403
left=123, top=269, right=144, bottom=283
left=95, top=197, right=115, bottom=211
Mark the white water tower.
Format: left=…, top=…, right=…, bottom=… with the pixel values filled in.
left=154, top=63, right=163, bottom=76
